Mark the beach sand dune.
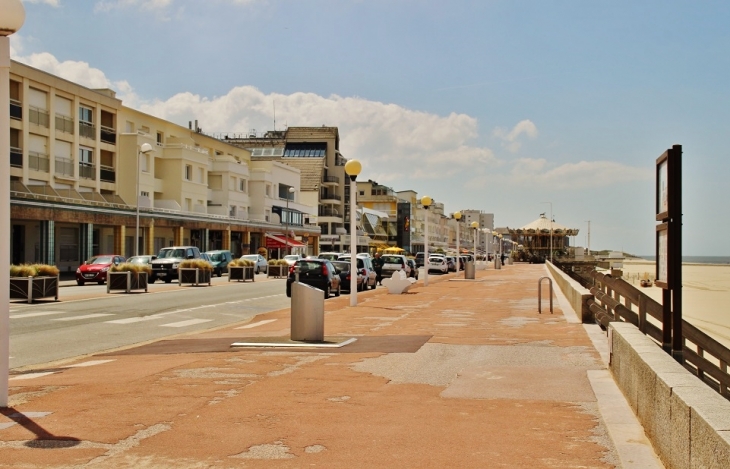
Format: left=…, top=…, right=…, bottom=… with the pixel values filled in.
left=619, top=259, right=730, bottom=350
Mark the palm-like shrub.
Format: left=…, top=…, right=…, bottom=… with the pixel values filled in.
left=230, top=259, right=254, bottom=267
left=179, top=259, right=213, bottom=271
left=110, top=263, right=152, bottom=274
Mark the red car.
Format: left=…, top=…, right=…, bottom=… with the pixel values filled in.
left=76, top=255, right=125, bottom=285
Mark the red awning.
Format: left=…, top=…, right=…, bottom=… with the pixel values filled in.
left=265, top=233, right=305, bottom=249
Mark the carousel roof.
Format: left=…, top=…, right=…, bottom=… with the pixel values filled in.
left=510, top=214, right=580, bottom=236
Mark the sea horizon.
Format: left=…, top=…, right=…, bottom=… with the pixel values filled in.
left=638, top=256, right=730, bottom=265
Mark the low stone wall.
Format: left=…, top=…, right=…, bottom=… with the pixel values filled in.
left=610, top=322, right=730, bottom=469
left=545, top=262, right=592, bottom=322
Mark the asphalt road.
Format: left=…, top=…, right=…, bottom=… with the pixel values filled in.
left=8, top=274, right=290, bottom=370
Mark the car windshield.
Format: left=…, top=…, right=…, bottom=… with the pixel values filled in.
left=331, top=261, right=350, bottom=273
left=296, top=261, right=324, bottom=274
left=241, top=255, right=258, bottom=261
left=208, top=253, right=223, bottom=261
left=382, top=256, right=403, bottom=264
left=88, top=256, right=113, bottom=264
left=158, top=249, right=186, bottom=258
left=284, top=255, right=299, bottom=261
left=127, top=256, right=147, bottom=264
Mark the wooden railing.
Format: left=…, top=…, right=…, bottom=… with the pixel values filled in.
left=587, top=269, right=730, bottom=400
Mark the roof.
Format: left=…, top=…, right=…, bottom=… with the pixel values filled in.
left=514, top=214, right=579, bottom=235
left=278, top=157, right=326, bottom=191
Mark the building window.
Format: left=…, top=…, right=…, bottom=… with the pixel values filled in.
left=185, top=165, right=192, bottom=181
left=239, top=179, right=246, bottom=192
left=156, top=132, right=163, bottom=144
left=141, top=191, right=149, bottom=197
left=79, top=106, right=93, bottom=124
left=198, top=167, right=205, bottom=183
left=79, top=106, right=95, bottom=139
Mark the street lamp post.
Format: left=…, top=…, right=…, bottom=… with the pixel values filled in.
left=542, top=202, right=553, bottom=263
left=454, top=211, right=461, bottom=271
left=136, top=143, right=154, bottom=257
left=1, top=0, right=26, bottom=408
left=284, top=186, right=295, bottom=256
left=421, top=196, right=432, bottom=286
left=345, top=160, right=362, bottom=306
left=471, top=221, right=479, bottom=263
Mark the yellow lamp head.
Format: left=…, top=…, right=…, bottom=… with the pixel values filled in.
left=421, top=196, right=432, bottom=207
left=344, top=159, right=362, bottom=177
left=453, top=211, right=462, bottom=220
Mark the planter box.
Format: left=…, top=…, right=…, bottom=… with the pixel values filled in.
left=178, top=268, right=212, bottom=286
left=107, top=271, right=148, bottom=293
left=229, top=266, right=255, bottom=282
left=10, top=276, right=59, bottom=303
left=267, top=265, right=287, bottom=278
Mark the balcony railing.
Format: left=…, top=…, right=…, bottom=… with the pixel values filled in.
left=28, top=151, right=50, bottom=172
left=10, top=146, right=22, bottom=167
left=100, top=164, right=115, bottom=183
left=55, top=157, right=74, bottom=177
left=320, top=192, right=341, bottom=201
left=29, top=106, right=50, bottom=127
left=79, top=161, right=95, bottom=180
left=10, top=99, right=21, bottom=120
left=100, top=125, right=116, bottom=145
left=322, top=175, right=340, bottom=184
left=55, top=114, right=74, bottom=134
left=318, top=207, right=341, bottom=217
left=79, top=121, right=95, bottom=139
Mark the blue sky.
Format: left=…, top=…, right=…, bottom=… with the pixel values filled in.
left=11, top=0, right=730, bottom=256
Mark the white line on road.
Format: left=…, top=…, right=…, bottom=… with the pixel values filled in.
left=106, top=316, right=165, bottom=324
left=52, top=313, right=115, bottom=321
left=10, top=311, right=69, bottom=319
left=63, top=359, right=115, bottom=368
left=236, top=319, right=278, bottom=329
left=9, top=372, right=56, bottom=381
left=160, top=319, right=213, bottom=328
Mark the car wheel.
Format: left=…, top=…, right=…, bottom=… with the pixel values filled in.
left=76, top=280, right=85, bottom=286
left=149, top=277, right=156, bottom=284
left=98, top=281, right=105, bottom=285
left=255, top=267, right=260, bottom=274
left=164, top=278, right=172, bottom=283
left=217, top=269, right=222, bottom=277
left=324, top=285, right=330, bottom=299
left=335, top=284, right=341, bottom=297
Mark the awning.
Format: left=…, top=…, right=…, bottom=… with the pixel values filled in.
left=265, top=233, right=306, bottom=249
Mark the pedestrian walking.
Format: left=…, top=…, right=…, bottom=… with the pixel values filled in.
left=373, top=252, right=384, bottom=285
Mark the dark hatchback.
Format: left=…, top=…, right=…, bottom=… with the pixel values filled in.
left=331, top=260, right=365, bottom=292
left=286, top=259, right=341, bottom=299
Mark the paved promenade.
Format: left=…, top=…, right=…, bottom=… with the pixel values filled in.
left=1, top=264, right=663, bottom=468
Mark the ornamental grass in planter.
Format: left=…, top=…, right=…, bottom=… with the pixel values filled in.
left=267, top=259, right=290, bottom=278
left=9, top=263, right=60, bottom=303
left=178, top=259, right=213, bottom=285
left=228, top=259, right=255, bottom=282
left=108, top=263, right=151, bottom=293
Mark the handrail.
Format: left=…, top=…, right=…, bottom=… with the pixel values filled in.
left=538, top=276, right=553, bottom=314
left=587, top=268, right=730, bottom=400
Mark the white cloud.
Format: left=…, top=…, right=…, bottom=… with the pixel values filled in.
left=23, top=0, right=60, bottom=6
left=493, top=119, right=538, bottom=153
left=94, top=0, right=173, bottom=13
left=508, top=158, right=652, bottom=190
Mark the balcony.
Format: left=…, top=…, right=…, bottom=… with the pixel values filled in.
left=322, top=175, right=340, bottom=186
left=29, top=106, right=50, bottom=128
left=55, top=114, right=73, bottom=134
left=10, top=146, right=22, bottom=167
left=79, top=161, right=95, bottom=180
left=10, top=99, right=21, bottom=120
left=28, top=151, right=50, bottom=172
left=79, top=121, right=95, bottom=140
left=55, top=157, right=74, bottom=178
left=100, top=164, right=115, bottom=183
left=100, top=125, right=116, bottom=145
left=320, top=192, right=341, bottom=203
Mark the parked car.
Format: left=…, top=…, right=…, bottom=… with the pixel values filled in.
left=338, top=255, right=377, bottom=289
left=283, top=254, right=303, bottom=266
left=380, top=254, right=411, bottom=279
left=415, top=252, right=426, bottom=268
left=150, top=246, right=201, bottom=283
left=240, top=254, right=269, bottom=274
left=406, top=259, right=419, bottom=280
left=125, top=255, right=156, bottom=265
left=199, top=252, right=214, bottom=268
left=445, top=256, right=457, bottom=272
left=331, top=260, right=365, bottom=292
left=317, top=252, right=342, bottom=261
left=428, top=256, right=449, bottom=274
left=205, top=250, right=233, bottom=277
left=286, top=258, right=341, bottom=299
left=76, top=254, right=125, bottom=286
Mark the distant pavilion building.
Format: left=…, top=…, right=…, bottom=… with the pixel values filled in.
left=508, top=214, right=579, bottom=260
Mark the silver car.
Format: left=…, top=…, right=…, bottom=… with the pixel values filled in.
left=240, top=254, right=269, bottom=274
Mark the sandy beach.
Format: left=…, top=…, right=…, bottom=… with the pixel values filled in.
left=615, top=259, right=730, bottom=350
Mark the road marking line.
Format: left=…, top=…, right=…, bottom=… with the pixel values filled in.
left=9, top=372, right=56, bottom=381
left=52, top=313, right=115, bottom=321
left=160, top=319, right=213, bottom=328
left=10, top=311, right=68, bottom=319
left=106, top=316, right=164, bottom=324
left=236, top=319, right=278, bottom=329
left=63, top=359, right=115, bottom=368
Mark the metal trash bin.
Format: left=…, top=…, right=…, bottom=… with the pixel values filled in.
left=464, top=261, right=475, bottom=279
left=494, top=257, right=502, bottom=270
left=507, top=258, right=513, bottom=265
left=290, top=282, right=324, bottom=341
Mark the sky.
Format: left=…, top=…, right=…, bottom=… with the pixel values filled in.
left=9, top=0, right=730, bottom=256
